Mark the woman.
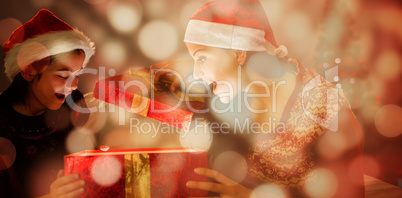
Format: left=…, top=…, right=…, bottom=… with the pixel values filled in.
left=155, top=0, right=365, bottom=197
left=0, top=9, right=95, bottom=197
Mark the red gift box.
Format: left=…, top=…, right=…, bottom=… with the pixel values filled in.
left=93, top=69, right=205, bottom=130
left=64, top=147, right=208, bottom=198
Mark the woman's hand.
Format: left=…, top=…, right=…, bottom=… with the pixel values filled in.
left=186, top=168, right=253, bottom=198
left=49, top=170, right=85, bottom=198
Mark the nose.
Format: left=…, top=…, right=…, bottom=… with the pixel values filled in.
left=65, top=76, right=79, bottom=91
left=193, top=64, right=204, bottom=80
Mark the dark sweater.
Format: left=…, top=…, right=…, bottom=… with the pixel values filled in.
left=0, top=90, right=88, bottom=197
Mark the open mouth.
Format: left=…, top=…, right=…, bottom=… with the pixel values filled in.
left=55, top=93, right=66, bottom=100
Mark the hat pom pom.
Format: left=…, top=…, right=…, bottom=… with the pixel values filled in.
left=274, top=45, right=288, bottom=58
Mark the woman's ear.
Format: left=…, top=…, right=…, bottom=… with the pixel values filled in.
left=20, top=70, right=35, bottom=82
left=236, top=50, right=247, bottom=66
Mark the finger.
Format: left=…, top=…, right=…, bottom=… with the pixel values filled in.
left=153, top=69, right=169, bottom=82
left=58, top=180, right=85, bottom=195
left=52, top=174, right=80, bottom=188
left=59, top=187, right=85, bottom=198
left=186, top=181, right=233, bottom=194
left=151, top=63, right=171, bottom=81
left=194, top=168, right=237, bottom=186
left=57, top=169, right=64, bottom=179
left=170, top=78, right=180, bottom=92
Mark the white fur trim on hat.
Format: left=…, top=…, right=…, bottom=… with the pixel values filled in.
left=4, top=30, right=95, bottom=81
left=273, top=45, right=288, bottom=58
left=184, top=19, right=267, bottom=51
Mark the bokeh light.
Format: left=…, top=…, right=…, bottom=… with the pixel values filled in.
left=374, top=50, right=402, bottom=80
left=0, top=18, right=22, bottom=46
left=137, top=20, right=178, bottom=61
left=143, top=0, right=168, bottom=18
left=99, top=40, right=127, bottom=67
left=179, top=121, right=212, bottom=151
left=213, top=151, right=248, bottom=184
left=251, top=184, right=286, bottom=198
left=65, top=128, right=96, bottom=154
left=91, top=156, right=122, bottom=186
left=362, top=155, right=381, bottom=178
left=0, top=137, right=16, bottom=170
left=180, top=1, right=205, bottom=28
left=305, top=168, right=338, bottom=198
left=107, top=1, right=142, bottom=34
left=374, top=104, right=402, bottom=138
left=338, top=77, right=368, bottom=109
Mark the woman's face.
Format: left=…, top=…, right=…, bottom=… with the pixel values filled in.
left=29, top=53, right=85, bottom=113
left=186, top=43, right=241, bottom=104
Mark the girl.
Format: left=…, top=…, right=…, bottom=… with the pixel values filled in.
left=0, top=9, right=95, bottom=197
left=154, top=0, right=365, bottom=197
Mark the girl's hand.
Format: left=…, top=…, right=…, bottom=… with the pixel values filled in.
left=49, top=170, right=85, bottom=198
left=186, top=168, right=253, bottom=198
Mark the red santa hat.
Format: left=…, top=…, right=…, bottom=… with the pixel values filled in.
left=184, top=0, right=287, bottom=57
left=3, top=9, right=95, bottom=81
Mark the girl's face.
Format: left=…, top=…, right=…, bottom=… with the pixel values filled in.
left=29, top=53, right=85, bottom=113
left=186, top=43, right=242, bottom=104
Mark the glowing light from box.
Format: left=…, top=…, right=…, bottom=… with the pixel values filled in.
left=305, top=168, right=338, bottom=198
left=213, top=151, right=248, bottom=184
left=375, top=50, right=402, bottom=80
left=0, top=18, right=22, bottom=46
left=374, top=104, right=402, bottom=138
left=66, top=128, right=96, bottom=154
left=91, top=156, right=122, bottom=186
left=101, top=128, right=137, bottom=149
left=107, top=2, right=142, bottom=34
left=252, top=184, right=286, bottom=198
left=138, top=20, right=178, bottom=61
left=99, top=40, right=127, bottom=66
left=179, top=122, right=212, bottom=151
left=0, top=137, right=16, bottom=170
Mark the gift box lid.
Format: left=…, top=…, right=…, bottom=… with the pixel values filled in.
left=65, top=147, right=206, bottom=156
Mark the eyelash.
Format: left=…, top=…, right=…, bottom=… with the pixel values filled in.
left=58, top=75, right=69, bottom=80
left=58, top=75, right=79, bottom=80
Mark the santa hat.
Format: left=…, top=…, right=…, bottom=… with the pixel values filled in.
left=3, top=9, right=95, bottom=81
left=184, top=0, right=287, bottom=58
